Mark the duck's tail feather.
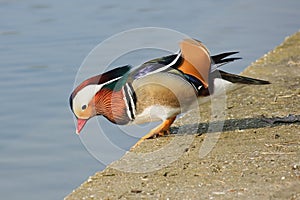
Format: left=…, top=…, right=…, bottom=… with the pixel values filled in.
left=218, top=70, right=270, bottom=85
left=211, top=52, right=242, bottom=65
left=210, top=52, right=269, bottom=84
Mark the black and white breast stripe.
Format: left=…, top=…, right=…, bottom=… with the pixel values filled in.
left=122, top=83, right=136, bottom=121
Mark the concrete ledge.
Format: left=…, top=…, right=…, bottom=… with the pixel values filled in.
left=65, top=31, right=300, bottom=200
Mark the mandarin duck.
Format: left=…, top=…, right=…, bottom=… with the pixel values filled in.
left=69, top=39, right=269, bottom=149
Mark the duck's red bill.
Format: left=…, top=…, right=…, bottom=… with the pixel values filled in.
left=76, top=119, right=88, bottom=134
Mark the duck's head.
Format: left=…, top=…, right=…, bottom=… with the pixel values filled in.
left=69, top=66, right=131, bottom=134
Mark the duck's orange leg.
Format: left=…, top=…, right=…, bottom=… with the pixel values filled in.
left=131, top=116, right=176, bottom=150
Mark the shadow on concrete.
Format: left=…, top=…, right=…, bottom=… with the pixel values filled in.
left=171, top=114, right=300, bottom=135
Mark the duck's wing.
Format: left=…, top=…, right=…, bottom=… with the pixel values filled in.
left=178, top=39, right=211, bottom=88
left=129, top=54, right=181, bottom=80
left=129, top=39, right=212, bottom=84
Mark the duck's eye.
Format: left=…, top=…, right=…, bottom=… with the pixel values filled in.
left=81, top=104, right=87, bottom=110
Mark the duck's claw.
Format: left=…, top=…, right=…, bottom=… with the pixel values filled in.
left=130, top=116, right=176, bottom=151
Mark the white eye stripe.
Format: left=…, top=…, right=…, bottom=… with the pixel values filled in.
left=72, top=76, right=123, bottom=112
left=73, top=84, right=102, bottom=111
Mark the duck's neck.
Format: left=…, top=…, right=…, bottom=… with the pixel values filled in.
left=94, top=88, right=131, bottom=125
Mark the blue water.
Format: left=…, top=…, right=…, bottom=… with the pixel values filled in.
left=0, top=0, right=299, bottom=199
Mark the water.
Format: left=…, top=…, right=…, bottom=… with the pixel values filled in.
left=0, top=0, right=299, bottom=199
